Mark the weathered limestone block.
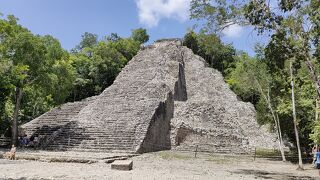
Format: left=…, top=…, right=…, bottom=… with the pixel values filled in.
left=111, top=160, right=133, bottom=171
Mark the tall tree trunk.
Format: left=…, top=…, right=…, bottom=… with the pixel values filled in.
left=256, top=80, right=286, bottom=161
left=276, top=113, right=286, bottom=161
left=316, top=99, right=318, bottom=149
left=290, top=61, right=303, bottom=170
left=12, top=87, right=23, bottom=146
left=267, top=88, right=286, bottom=162
left=316, top=99, right=319, bottom=122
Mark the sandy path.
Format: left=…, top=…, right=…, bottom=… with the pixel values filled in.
left=0, top=151, right=318, bottom=180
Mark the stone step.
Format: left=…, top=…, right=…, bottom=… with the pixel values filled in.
left=51, top=138, right=135, bottom=143
left=53, top=137, right=135, bottom=141
left=46, top=145, right=134, bottom=151
left=50, top=147, right=135, bottom=153
left=47, top=143, right=134, bottom=148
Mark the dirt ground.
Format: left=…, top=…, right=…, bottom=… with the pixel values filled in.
left=0, top=150, right=319, bottom=180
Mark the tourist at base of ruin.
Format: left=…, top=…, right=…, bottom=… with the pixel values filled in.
left=18, top=136, right=24, bottom=147
left=315, top=149, right=320, bottom=175
left=3, top=144, right=16, bottom=160
left=313, top=146, right=318, bottom=166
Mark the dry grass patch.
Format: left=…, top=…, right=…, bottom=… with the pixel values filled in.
left=159, top=151, right=193, bottom=160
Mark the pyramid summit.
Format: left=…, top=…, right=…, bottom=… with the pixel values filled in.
left=21, top=39, right=277, bottom=153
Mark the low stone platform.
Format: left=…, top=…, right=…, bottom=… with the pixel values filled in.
left=0, top=148, right=136, bottom=163
left=111, top=160, right=133, bottom=171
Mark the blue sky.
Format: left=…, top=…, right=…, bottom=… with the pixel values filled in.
left=0, top=0, right=268, bottom=56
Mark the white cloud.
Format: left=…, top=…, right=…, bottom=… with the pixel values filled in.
left=135, top=0, right=191, bottom=28
left=222, top=24, right=244, bottom=38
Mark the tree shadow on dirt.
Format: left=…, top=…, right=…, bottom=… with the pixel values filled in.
left=0, top=159, right=29, bottom=165
left=233, top=169, right=316, bottom=179
left=4, top=178, right=50, bottom=180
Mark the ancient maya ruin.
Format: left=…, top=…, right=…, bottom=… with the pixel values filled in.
left=20, top=39, right=277, bottom=154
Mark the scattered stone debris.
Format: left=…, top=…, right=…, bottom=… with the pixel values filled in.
left=111, top=160, right=133, bottom=171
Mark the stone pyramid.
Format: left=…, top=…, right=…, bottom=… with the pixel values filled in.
left=21, top=39, right=277, bottom=153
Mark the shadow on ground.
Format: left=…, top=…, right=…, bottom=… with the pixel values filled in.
left=0, top=159, right=28, bottom=165
left=233, top=169, right=316, bottom=180
left=1, top=178, right=51, bottom=180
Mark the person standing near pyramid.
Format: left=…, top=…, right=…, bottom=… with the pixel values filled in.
left=3, top=144, right=16, bottom=160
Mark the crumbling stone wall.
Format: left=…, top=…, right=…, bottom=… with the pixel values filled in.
left=170, top=44, right=278, bottom=153
left=137, top=91, right=173, bottom=153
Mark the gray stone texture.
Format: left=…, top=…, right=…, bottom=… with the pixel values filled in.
left=170, top=42, right=277, bottom=153
left=21, top=39, right=277, bottom=154
left=111, top=160, right=133, bottom=171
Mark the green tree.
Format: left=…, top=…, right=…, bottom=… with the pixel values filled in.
left=109, top=38, right=140, bottom=61
left=0, top=59, right=14, bottom=135
left=0, top=15, right=75, bottom=144
left=68, top=33, right=141, bottom=101
left=131, top=28, right=149, bottom=44
left=78, top=32, right=98, bottom=50
left=190, top=0, right=320, bottom=99
left=106, top=33, right=121, bottom=42
left=1, top=18, right=47, bottom=144
left=228, top=53, right=286, bottom=161
left=183, top=31, right=236, bottom=76
left=183, top=31, right=199, bottom=54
